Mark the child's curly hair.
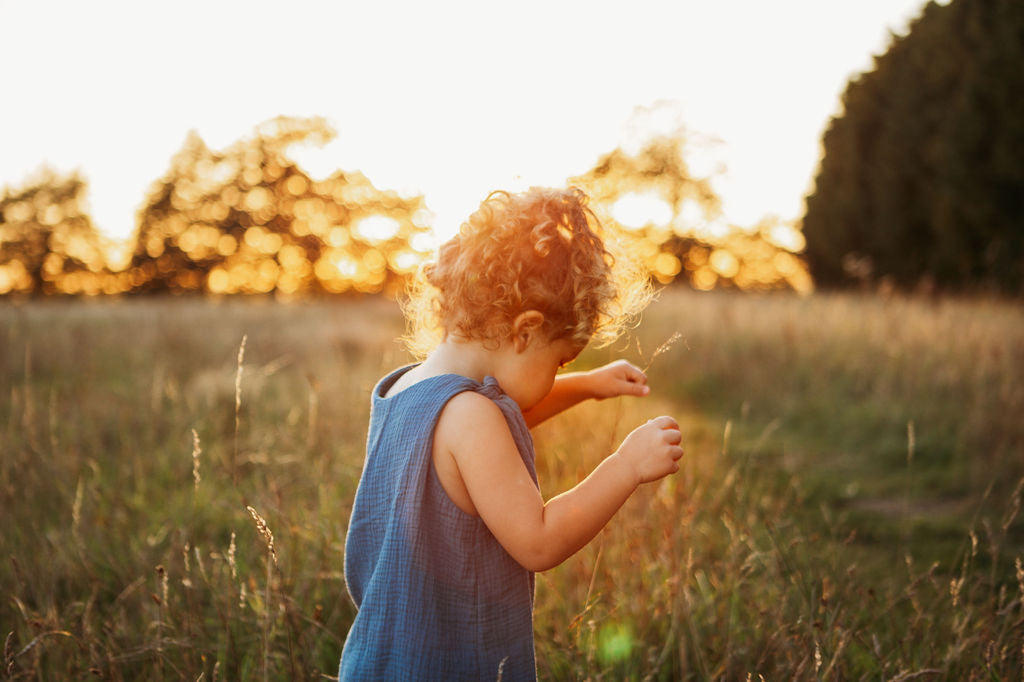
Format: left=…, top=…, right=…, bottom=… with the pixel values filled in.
left=403, top=186, right=651, bottom=357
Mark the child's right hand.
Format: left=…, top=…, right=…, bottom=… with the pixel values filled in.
left=615, top=416, right=685, bottom=485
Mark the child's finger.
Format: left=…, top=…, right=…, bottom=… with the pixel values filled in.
left=618, top=363, right=649, bottom=395
left=620, top=362, right=648, bottom=384
left=648, top=415, right=679, bottom=431
left=623, top=381, right=650, bottom=397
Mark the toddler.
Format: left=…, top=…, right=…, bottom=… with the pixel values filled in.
left=339, top=187, right=684, bottom=681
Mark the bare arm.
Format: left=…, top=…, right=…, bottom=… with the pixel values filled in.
left=521, top=360, right=650, bottom=428
left=438, top=392, right=683, bottom=572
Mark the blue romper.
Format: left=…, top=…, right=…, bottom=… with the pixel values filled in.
left=339, top=365, right=538, bottom=681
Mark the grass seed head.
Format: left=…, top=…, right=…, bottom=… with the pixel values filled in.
left=191, top=429, right=201, bottom=490
left=246, top=505, right=278, bottom=565
left=156, top=565, right=168, bottom=607
left=228, top=531, right=237, bottom=581
left=950, top=576, right=964, bottom=608
left=640, top=331, right=683, bottom=373
left=194, top=545, right=206, bottom=578
left=235, top=335, right=247, bottom=414
left=71, top=477, right=83, bottom=538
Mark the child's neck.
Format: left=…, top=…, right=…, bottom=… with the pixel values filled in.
left=422, top=337, right=508, bottom=383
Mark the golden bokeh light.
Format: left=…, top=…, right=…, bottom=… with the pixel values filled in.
left=119, top=116, right=431, bottom=296
left=2, top=119, right=814, bottom=297
left=0, top=168, right=123, bottom=295
left=0, top=117, right=431, bottom=297
left=611, top=192, right=673, bottom=230
left=571, top=132, right=813, bottom=293
left=709, top=249, right=740, bottom=279
left=355, top=215, right=401, bottom=243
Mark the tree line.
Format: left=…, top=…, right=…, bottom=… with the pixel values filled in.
left=0, top=117, right=429, bottom=297
left=804, top=0, right=1023, bottom=295
left=3, top=0, right=1019, bottom=298
left=0, top=114, right=809, bottom=297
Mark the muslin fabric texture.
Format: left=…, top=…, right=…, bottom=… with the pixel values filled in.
left=339, top=365, right=538, bottom=681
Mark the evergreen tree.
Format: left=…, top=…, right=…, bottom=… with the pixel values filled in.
left=804, top=0, right=1024, bottom=294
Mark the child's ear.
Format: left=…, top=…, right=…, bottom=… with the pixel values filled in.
left=511, top=311, right=545, bottom=353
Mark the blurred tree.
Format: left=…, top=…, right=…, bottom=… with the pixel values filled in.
left=804, top=0, right=1024, bottom=294
left=571, top=132, right=812, bottom=292
left=127, top=116, right=431, bottom=295
left=0, top=169, right=115, bottom=295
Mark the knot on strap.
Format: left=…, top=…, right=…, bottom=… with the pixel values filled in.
left=476, top=375, right=506, bottom=400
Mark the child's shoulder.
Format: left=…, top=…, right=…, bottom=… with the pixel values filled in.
left=435, top=389, right=512, bottom=444
left=442, top=388, right=503, bottom=420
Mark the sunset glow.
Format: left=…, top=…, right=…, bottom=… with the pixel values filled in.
left=0, top=0, right=937, bottom=296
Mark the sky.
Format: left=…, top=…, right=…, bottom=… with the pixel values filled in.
left=0, top=0, right=937, bottom=244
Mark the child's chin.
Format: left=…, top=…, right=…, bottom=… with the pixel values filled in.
left=513, top=395, right=537, bottom=411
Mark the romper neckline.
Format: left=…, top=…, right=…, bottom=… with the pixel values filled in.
left=375, top=364, right=504, bottom=403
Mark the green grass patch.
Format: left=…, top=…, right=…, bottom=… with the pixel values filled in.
left=2, top=290, right=1022, bottom=679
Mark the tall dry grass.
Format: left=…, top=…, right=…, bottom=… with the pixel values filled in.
left=1, top=296, right=402, bottom=679
left=532, top=289, right=1024, bottom=679
left=0, top=290, right=1021, bottom=679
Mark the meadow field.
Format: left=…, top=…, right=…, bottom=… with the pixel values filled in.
left=1, top=289, right=1022, bottom=680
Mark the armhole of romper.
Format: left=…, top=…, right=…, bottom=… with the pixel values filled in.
left=427, top=388, right=503, bottom=522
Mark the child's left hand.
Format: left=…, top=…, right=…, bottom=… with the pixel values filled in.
left=585, top=360, right=650, bottom=400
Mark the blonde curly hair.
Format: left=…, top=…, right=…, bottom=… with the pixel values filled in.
left=403, top=186, right=651, bottom=357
